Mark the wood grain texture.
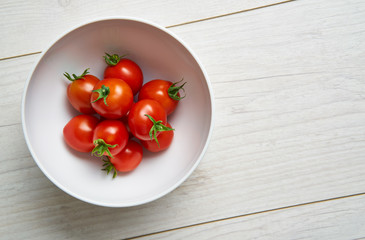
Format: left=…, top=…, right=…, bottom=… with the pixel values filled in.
left=0, top=0, right=285, bottom=59
left=136, top=194, right=365, bottom=239
left=0, top=55, right=36, bottom=127
left=1, top=0, right=365, bottom=239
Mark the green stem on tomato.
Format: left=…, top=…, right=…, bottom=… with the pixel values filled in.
left=63, top=68, right=90, bottom=81
left=168, top=78, right=187, bottom=101
left=92, top=139, right=117, bottom=158
left=103, top=53, right=127, bottom=66
left=102, top=157, right=117, bottom=179
left=91, top=85, right=110, bottom=106
left=145, top=114, right=174, bottom=147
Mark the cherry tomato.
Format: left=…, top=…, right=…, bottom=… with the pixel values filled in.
left=90, top=78, right=133, bottom=119
left=92, top=120, right=129, bottom=157
left=103, top=53, right=143, bottom=95
left=64, top=68, right=100, bottom=114
left=104, top=140, right=143, bottom=177
left=138, top=79, right=186, bottom=115
left=141, top=123, right=174, bottom=152
left=63, top=115, right=99, bottom=152
left=128, top=99, right=174, bottom=142
left=100, top=113, right=133, bottom=138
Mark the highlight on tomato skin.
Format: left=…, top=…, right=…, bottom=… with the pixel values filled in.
left=63, top=115, right=100, bottom=153
left=141, top=122, right=174, bottom=152
left=99, top=111, right=134, bottom=139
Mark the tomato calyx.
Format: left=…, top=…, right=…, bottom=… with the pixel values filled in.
left=92, top=139, right=117, bottom=158
left=102, top=157, right=117, bottom=179
left=92, top=85, right=110, bottom=106
left=104, top=53, right=127, bottom=66
left=63, top=68, right=90, bottom=82
left=145, top=114, right=174, bottom=147
left=168, top=79, right=187, bottom=101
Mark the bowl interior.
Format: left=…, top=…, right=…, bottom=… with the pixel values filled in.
left=23, top=18, right=213, bottom=207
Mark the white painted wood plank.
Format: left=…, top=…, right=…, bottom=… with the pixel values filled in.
left=0, top=55, right=36, bottom=127
left=1, top=0, right=365, bottom=239
left=137, top=194, right=365, bottom=240
left=0, top=0, right=285, bottom=59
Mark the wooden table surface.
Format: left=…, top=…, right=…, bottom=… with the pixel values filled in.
left=1, top=0, right=365, bottom=239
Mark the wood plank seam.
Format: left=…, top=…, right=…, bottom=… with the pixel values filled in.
left=165, top=0, right=296, bottom=29
left=0, top=0, right=295, bottom=62
left=0, top=51, right=41, bottom=62
left=127, top=192, right=365, bottom=240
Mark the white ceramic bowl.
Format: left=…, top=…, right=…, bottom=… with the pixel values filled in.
left=21, top=17, right=214, bottom=207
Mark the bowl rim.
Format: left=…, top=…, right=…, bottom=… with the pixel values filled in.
left=21, top=16, right=215, bottom=207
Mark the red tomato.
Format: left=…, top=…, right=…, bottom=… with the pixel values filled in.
left=108, top=140, right=143, bottom=175
left=103, top=53, right=143, bottom=95
left=92, top=120, right=129, bottom=157
left=63, top=115, right=99, bottom=152
left=90, top=78, right=133, bottom=119
left=138, top=79, right=186, bottom=115
left=141, top=123, right=174, bottom=152
left=100, top=113, right=133, bottom=138
left=64, top=68, right=100, bottom=114
left=128, top=99, right=174, bottom=142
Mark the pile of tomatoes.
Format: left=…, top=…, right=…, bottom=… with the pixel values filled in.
left=63, top=53, right=185, bottom=178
